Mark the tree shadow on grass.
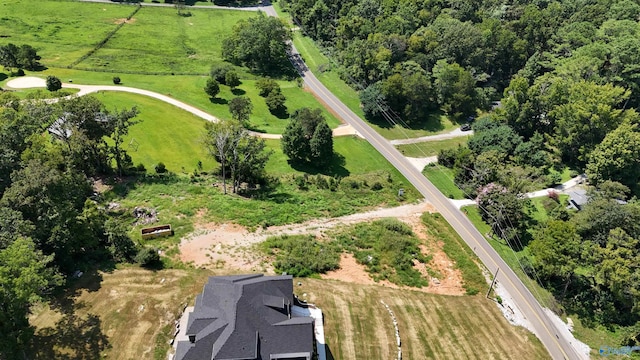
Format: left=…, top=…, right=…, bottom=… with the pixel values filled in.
left=231, top=88, right=246, bottom=96
left=325, top=344, right=336, bottom=360
left=104, top=173, right=182, bottom=199
left=367, top=109, right=449, bottom=132
left=209, top=97, right=228, bottom=105
left=0, top=73, right=8, bottom=82
left=32, top=310, right=110, bottom=360
left=288, top=153, right=349, bottom=178
left=269, top=105, right=289, bottom=119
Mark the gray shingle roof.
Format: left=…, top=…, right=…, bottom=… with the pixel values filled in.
left=175, top=274, right=314, bottom=360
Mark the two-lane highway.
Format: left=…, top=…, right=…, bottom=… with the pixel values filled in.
left=264, top=7, right=586, bottom=359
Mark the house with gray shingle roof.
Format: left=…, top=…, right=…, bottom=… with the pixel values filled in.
left=174, top=274, right=315, bottom=360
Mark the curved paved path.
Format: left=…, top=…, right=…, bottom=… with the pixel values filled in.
left=5, top=77, right=360, bottom=139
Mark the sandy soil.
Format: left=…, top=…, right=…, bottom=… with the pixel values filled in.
left=179, top=200, right=465, bottom=296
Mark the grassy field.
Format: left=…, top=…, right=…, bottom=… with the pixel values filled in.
left=423, top=165, right=466, bottom=199
left=79, top=6, right=254, bottom=74
left=107, top=135, right=419, bottom=241
left=30, top=268, right=550, bottom=360
left=29, top=267, right=214, bottom=360
left=98, top=91, right=217, bottom=173
left=397, top=136, right=470, bottom=157
left=299, top=278, right=550, bottom=360
left=0, top=0, right=134, bottom=67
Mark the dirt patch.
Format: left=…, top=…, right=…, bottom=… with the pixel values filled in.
left=114, top=18, right=137, bottom=24
left=178, top=200, right=463, bottom=295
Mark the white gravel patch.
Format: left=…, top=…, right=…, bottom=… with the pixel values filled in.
left=543, top=308, right=591, bottom=358
left=6, top=76, right=46, bottom=89
left=405, top=156, right=437, bottom=171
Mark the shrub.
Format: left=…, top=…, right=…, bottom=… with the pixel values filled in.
left=135, top=163, right=146, bottom=173
left=46, top=75, right=62, bottom=92
left=135, top=247, right=161, bottom=268
left=437, top=148, right=458, bottom=168
left=155, top=162, right=167, bottom=173
left=112, top=76, right=121, bottom=84
left=256, top=78, right=280, bottom=97
left=204, top=78, right=220, bottom=98
left=210, top=63, right=232, bottom=84
left=225, top=71, right=240, bottom=89
left=372, top=182, right=383, bottom=191
left=16, top=69, right=25, bottom=76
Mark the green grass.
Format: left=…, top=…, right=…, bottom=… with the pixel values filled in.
left=422, top=165, right=466, bottom=199
left=332, top=219, right=430, bottom=287
left=79, top=7, right=254, bottom=74
left=97, top=91, right=217, bottom=173
left=0, top=0, right=134, bottom=68
left=528, top=195, right=569, bottom=224
left=396, top=136, right=470, bottom=157
left=421, top=213, right=486, bottom=295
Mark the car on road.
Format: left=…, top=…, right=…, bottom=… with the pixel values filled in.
left=460, top=123, right=472, bottom=131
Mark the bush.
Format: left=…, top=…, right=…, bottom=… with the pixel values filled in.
left=155, top=162, right=167, bottom=173
left=210, top=63, right=232, bottom=84
left=438, top=148, right=458, bottom=168
left=16, top=69, right=25, bottom=76
left=135, top=247, right=161, bottom=268
left=256, top=78, right=280, bottom=97
left=204, top=78, right=220, bottom=98
left=225, top=71, right=240, bottom=88
left=112, top=76, right=121, bottom=84
left=46, top=75, right=62, bottom=92
left=372, top=182, right=383, bottom=191
left=135, top=163, right=146, bottom=173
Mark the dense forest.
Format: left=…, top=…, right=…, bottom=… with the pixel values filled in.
left=281, top=0, right=640, bottom=346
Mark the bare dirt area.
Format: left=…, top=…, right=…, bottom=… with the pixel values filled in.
left=114, top=18, right=136, bottom=24
left=179, top=200, right=465, bottom=295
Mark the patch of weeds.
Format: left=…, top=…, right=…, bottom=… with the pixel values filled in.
left=333, top=218, right=429, bottom=287
left=421, top=213, right=486, bottom=295
left=259, top=234, right=340, bottom=277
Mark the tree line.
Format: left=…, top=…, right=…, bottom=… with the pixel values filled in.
left=0, top=93, right=151, bottom=359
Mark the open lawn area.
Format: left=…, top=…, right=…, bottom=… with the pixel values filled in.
left=299, top=278, right=550, bottom=360
left=423, top=165, right=466, bottom=199
left=0, top=0, right=255, bottom=74
left=397, top=136, right=470, bottom=157
left=30, top=268, right=550, bottom=360
left=98, top=91, right=216, bottom=173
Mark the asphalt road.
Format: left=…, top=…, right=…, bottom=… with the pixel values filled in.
left=265, top=8, right=585, bottom=359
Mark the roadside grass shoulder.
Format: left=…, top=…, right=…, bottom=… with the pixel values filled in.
left=396, top=136, right=470, bottom=157
left=460, top=205, right=558, bottom=308
left=421, top=212, right=486, bottom=295
left=422, top=165, right=466, bottom=199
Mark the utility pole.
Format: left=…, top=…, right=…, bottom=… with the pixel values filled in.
left=486, top=267, right=500, bottom=299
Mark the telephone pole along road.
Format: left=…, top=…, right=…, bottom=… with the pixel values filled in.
left=262, top=6, right=585, bottom=360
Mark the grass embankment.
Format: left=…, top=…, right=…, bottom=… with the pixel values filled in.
left=421, top=213, right=486, bottom=295
left=423, top=165, right=466, bottom=199
left=396, top=136, right=470, bottom=157
left=299, top=278, right=550, bottom=360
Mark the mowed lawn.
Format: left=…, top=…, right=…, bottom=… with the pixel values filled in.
left=30, top=267, right=214, bottom=360
left=397, top=136, right=470, bottom=157
left=297, top=279, right=550, bottom=360
left=81, top=7, right=254, bottom=74
left=29, top=269, right=549, bottom=360
left=97, top=91, right=216, bottom=173
left=423, top=165, right=466, bottom=199
left=0, top=0, right=133, bottom=67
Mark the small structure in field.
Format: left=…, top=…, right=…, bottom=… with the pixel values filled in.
left=141, top=224, right=173, bottom=240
